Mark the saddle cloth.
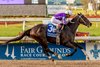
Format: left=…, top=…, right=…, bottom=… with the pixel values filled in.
left=47, top=23, right=57, bottom=37
left=47, top=23, right=61, bottom=45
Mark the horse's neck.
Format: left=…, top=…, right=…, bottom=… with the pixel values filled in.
left=68, top=22, right=79, bottom=34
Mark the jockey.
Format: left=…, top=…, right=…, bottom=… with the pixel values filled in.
left=51, top=10, right=72, bottom=32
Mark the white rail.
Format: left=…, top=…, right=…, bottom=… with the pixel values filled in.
left=75, top=36, right=100, bottom=41
left=0, top=18, right=50, bottom=22
left=0, top=18, right=100, bottom=31
left=0, top=18, right=100, bottom=22
left=0, top=36, right=100, bottom=41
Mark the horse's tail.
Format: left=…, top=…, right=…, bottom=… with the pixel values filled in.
left=4, top=29, right=31, bottom=45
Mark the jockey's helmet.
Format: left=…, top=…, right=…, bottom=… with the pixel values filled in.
left=65, top=10, right=72, bottom=15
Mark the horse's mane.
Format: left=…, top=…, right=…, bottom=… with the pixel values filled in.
left=67, top=14, right=78, bottom=27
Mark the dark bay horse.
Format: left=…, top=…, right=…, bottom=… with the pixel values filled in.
left=4, top=14, right=92, bottom=61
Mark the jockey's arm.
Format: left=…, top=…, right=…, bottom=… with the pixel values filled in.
left=66, top=18, right=75, bottom=24
left=62, top=17, right=67, bottom=24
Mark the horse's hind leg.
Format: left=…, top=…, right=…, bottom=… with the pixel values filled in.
left=63, top=42, right=77, bottom=56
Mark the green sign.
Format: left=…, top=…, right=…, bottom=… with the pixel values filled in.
left=48, top=0, right=67, bottom=5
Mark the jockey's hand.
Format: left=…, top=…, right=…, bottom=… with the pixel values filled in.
left=68, top=20, right=71, bottom=23
left=60, top=23, right=63, bottom=25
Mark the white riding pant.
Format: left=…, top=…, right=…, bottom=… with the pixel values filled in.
left=51, top=17, right=62, bottom=26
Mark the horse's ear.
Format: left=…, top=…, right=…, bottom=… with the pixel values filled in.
left=80, top=13, right=82, bottom=15
left=78, top=13, right=82, bottom=15
left=77, top=13, right=80, bottom=15
left=77, top=13, right=79, bottom=15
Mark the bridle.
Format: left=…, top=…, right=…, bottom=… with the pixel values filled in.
left=76, top=14, right=87, bottom=25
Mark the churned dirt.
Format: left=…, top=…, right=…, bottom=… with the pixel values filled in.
left=0, top=60, right=100, bottom=67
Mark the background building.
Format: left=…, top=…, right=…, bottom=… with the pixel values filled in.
left=0, top=0, right=46, bottom=17
left=0, top=0, right=100, bottom=17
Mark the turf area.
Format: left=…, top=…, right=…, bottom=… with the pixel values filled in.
left=0, top=22, right=100, bottom=37
left=78, top=22, right=100, bottom=36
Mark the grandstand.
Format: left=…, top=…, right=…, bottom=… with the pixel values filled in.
left=0, top=0, right=100, bottom=17
left=0, top=0, right=46, bottom=17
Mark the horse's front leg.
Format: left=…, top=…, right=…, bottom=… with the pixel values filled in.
left=48, top=50, right=62, bottom=59
left=42, top=47, right=62, bottom=61
left=38, top=39, right=62, bottom=61
left=73, top=42, right=90, bottom=60
left=63, top=41, right=77, bottom=56
left=42, top=47, right=54, bottom=61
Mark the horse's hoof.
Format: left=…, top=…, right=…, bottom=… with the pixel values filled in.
left=50, top=58, right=54, bottom=62
left=87, top=57, right=90, bottom=60
left=58, top=55, right=62, bottom=59
left=52, top=59, right=54, bottom=62
left=54, top=53, right=62, bottom=59
left=48, top=56, right=54, bottom=62
left=66, top=54, right=70, bottom=56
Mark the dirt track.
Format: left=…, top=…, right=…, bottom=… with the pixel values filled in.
left=0, top=60, right=100, bottom=67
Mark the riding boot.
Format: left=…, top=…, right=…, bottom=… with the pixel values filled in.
left=56, top=26, right=61, bottom=45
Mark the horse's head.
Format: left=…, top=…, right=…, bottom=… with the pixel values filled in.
left=71, top=13, right=92, bottom=27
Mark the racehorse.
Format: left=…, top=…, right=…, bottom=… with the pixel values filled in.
left=4, top=13, right=92, bottom=61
